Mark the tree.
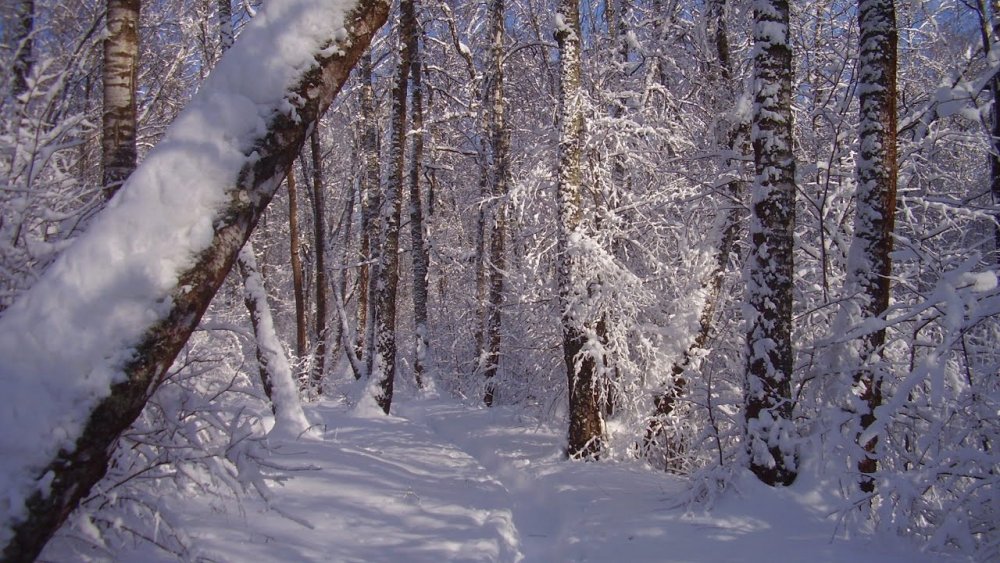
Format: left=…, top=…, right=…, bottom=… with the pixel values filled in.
left=408, top=1, right=429, bottom=389
left=744, top=0, right=798, bottom=486
left=556, top=0, right=603, bottom=459
left=0, top=0, right=388, bottom=557
left=841, top=0, right=898, bottom=493
left=355, top=48, right=379, bottom=380
left=9, top=0, right=34, bottom=99
left=367, top=0, right=416, bottom=413
left=310, top=127, right=329, bottom=392
left=481, top=0, right=510, bottom=406
left=101, top=0, right=139, bottom=199
left=288, top=167, right=309, bottom=359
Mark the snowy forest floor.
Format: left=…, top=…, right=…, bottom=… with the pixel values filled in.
left=58, top=397, right=972, bottom=562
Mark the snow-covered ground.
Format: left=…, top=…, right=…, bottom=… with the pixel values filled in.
left=56, top=398, right=971, bottom=562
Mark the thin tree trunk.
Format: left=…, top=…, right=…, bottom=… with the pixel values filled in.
left=408, top=6, right=429, bottom=389
left=218, top=0, right=233, bottom=52
left=237, top=242, right=310, bottom=437
left=288, top=168, right=308, bottom=359
left=310, top=128, right=328, bottom=392
left=10, top=0, right=34, bottom=99
left=644, top=0, right=746, bottom=469
left=745, top=0, right=797, bottom=487
left=356, top=49, right=379, bottom=380
left=482, top=0, right=509, bottom=406
left=0, top=1, right=388, bottom=558
left=101, top=0, right=140, bottom=199
left=368, top=0, right=415, bottom=413
left=556, top=0, right=603, bottom=459
left=847, top=0, right=897, bottom=493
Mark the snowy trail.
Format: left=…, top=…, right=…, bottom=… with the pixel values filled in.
left=75, top=398, right=966, bottom=562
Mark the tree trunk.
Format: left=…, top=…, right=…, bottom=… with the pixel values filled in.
left=408, top=5, right=429, bottom=390
left=368, top=0, right=415, bottom=413
left=745, top=0, right=797, bottom=487
left=645, top=0, right=746, bottom=469
left=237, top=242, right=310, bottom=437
left=310, top=128, right=328, bottom=392
left=482, top=0, right=509, bottom=407
left=0, top=2, right=388, bottom=558
left=101, top=0, right=140, bottom=199
left=288, top=168, right=308, bottom=359
left=218, top=0, right=233, bottom=52
left=846, top=0, right=897, bottom=493
left=356, top=49, right=379, bottom=380
left=556, top=0, right=603, bottom=459
left=10, top=0, right=34, bottom=99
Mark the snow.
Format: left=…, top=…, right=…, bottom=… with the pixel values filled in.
left=45, top=397, right=969, bottom=562
left=0, top=0, right=363, bottom=542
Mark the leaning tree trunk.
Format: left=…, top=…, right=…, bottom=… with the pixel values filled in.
left=844, top=0, right=897, bottom=493
left=556, top=0, right=603, bottom=459
left=368, top=0, right=415, bottom=414
left=408, top=1, right=429, bottom=390
left=644, top=0, right=746, bottom=469
left=101, top=0, right=139, bottom=199
left=0, top=1, right=388, bottom=559
left=745, top=0, right=798, bottom=487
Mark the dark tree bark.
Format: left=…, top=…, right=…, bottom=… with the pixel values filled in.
left=847, top=0, right=897, bottom=493
left=745, top=0, right=797, bottom=487
left=556, top=0, right=604, bottom=459
left=9, top=0, right=34, bottom=99
left=288, top=168, right=308, bottom=358
left=238, top=242, right=275, bottom=404
left=101, top=0, right=140, bottom=199
left=310, top=128, right=329, bottom=392
left=356, top=49, right=379, bottom=380
left=368, top=0, right=415, bottom=413
left=218, top=0, right=233, bottom=52
left=408, top=4, right=429, bottom=389
left=0, top=2, right=388, bottom=558
left=482, top=0, right=510, bottom=407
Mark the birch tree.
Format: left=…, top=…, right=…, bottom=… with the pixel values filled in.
left=0, top=0, right=388, bottom=557
left=368, top=0, right=415, bottom=413
left=101, top=0, right=139, bottom=198
left=556, top=0, right=603, bottom=458
left=481, top=0, right=509, bottom=406
left=744, top=0, right=797, bottom=486
left=841, top=0, right=898, bottom=493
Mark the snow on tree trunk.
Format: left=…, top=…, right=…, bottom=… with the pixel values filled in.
left=0, top=0, right=388, bottom=558
left=367, top=0, right=415, bottom=414
left=842, top=0, right=897, bottom=493
left=482, top=0, right=509, bottom=407
left=744, top=0, right=797, bottom=486
left=408, top=2, right=429, bottom=390
left=218, top=0, right=234, bottom=52
left=237, top=243, right=312, bottom=437
left=101, top=0, right=139, bottom=199
left=646, top=0, right=747, bottom=468
left=310, top=127, right=329, bottom=392
left=556, top=0, right=604, bottom=459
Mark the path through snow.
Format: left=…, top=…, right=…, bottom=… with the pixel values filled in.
left=51, top=398, right=969, bottom=562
